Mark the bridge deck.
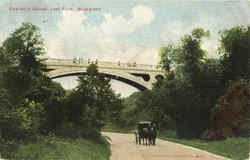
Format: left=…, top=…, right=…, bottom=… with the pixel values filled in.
left=44, top=58, right=163, bottom=72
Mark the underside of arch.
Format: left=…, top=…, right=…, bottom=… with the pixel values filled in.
left=50, top=72, right=148, bottom=91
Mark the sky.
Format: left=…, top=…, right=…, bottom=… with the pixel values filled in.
left=0, top=0, right=249, bottom=97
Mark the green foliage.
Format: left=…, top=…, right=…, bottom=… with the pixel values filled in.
left=219, top=25, right=250, bottom=82
left=154, top=28, right=215, bottom=138
left=158, top=45, right=178, bottom=72
left=0, top=22, right=69, bottom=144
left=1, top=67, right=34, bottom=101
left=159, top=130, right=249, bottom=160
left=65, top=63, right=123, bottom=131
left=36, top=81, right=66, bottom=133
left=0, top=22, right=49, bottom=141
left=2, top=135, right=110, bottom=160
left=0, top=47, right=15, bottom=67
left=0, top=22, right=120, bottom=158
left=209, top=79, right=250, bottom=139
left=113, top=92, right=141, bottom=128
left=156, top=27, right=250, bottom=139
left=158, top=28, right=210, bottom=78
left=2, top=22, right=45, bottom=70
left=16, top=99, right=44, bottom=133
left=191, top=27, right=210, bottom=40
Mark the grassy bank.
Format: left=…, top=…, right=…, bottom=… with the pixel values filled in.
left=158, top=130, right=249, bottom=160
left=1, top=135, right=110, bottom=160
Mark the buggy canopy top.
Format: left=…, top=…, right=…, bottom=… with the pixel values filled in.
left=138, top=121, right=151, bottom=124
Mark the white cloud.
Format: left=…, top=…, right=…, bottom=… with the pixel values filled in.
left=58, top=10, right=87, bottom=33
left=100, top=14, right=133, bottom=36
left=99, top=5, right=154, bottom=37
left=45, top=37, right=66, bottom=58
left=45, top=5, right=156, bottom=64
left=161, top=21, right=187, bottom=43
left=131, top=5, right=155, bottom=25
left=135, top=47, right=158, bottom=64
left=160, top=15, right=224, bottom=58
left=110, top=79, right=139, bottom=97
left=53, top=76, right=78, bottom=90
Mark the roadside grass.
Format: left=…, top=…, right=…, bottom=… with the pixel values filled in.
left=102, top=126, right=249, bottom=160
left=2, top=135, right=110, bottom=160
left=158, top=130, right=249, bottom=160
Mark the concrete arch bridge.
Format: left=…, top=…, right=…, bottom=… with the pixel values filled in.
left=43, top=58, right=165, bottom=91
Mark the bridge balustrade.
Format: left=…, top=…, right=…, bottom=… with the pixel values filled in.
left=45, top=58, right=160, bottom=71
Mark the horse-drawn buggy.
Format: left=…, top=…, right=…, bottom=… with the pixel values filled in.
left=135, top=121, right=157, bottom=146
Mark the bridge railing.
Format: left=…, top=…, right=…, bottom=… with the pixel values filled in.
left=45, top=58, right=161, bottom=71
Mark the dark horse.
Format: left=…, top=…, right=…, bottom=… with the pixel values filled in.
left=148, top=126, right=157, bottom=145
left=138, top=125, right=157, bottom=146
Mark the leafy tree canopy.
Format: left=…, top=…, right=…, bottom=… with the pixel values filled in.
left=219, top=25, right=250, bottom=82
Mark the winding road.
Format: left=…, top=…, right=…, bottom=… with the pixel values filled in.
left=102, top=132, right=231, bottom=160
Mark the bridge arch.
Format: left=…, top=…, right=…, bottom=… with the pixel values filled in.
left=50, top=72, right=147, bottom=91
left=47, top=68, right=151, bottom=91
left=44, top=58, right=165, bottom=90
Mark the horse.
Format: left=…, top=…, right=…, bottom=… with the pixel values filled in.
left=137, top=127, right=150, bottom=146
left=143, top=127, right=150, bottom=146
left=148, top=126, right=157, bottom=145
left=140, top=126, right=156, bottom=146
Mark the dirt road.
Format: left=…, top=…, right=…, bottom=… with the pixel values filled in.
left=102, top=132, right=231, bottom=160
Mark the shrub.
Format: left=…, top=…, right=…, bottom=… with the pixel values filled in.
left=209, top=79, right=250, bottom=139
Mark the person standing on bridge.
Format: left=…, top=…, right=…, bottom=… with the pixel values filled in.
left=133, top=62, right=136, bottom=67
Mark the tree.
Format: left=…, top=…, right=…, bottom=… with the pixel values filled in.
left=0, top=47, right=14, bottom=67
left=158, top=28, right=210, bottom=79
left=35, top=81, right=66, bottom=133
left=0, top=22, right=47, bottom=102
left=205, top=25, right=250, bottom=140
left=156, top=28, right=218, bottom=138
left=67, top=64, right=123, bottom=131
left=0, top=22, right=49, bottom=139
left=219, top=25, right=250, bottom=83
left=2, top=22, right=45, bottom=71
